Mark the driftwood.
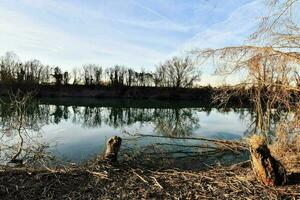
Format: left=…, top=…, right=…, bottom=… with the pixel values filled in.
left=104, top=136, right=122, bottom=162
left=248, top=135, right=287, bottom=186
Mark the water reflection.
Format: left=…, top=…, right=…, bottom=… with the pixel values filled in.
left=0, top=95, right=50, bottom=166
left=0, top=99, right=253, bottom=137
left=153, top=108, right=200, bottom=137
left=0, top=98, right=257, bottom=165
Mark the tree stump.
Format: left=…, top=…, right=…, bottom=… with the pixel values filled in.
left=104, top=136, right=122, bottom=162
left=248, top=135, right=287, bottom=186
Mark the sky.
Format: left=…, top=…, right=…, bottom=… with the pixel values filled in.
left=0, top=0, right=267, bottom=85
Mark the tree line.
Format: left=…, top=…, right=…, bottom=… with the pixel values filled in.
left=0, top=51, right=201, bottom=88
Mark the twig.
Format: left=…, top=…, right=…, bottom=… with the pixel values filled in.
left=86, top=170, right=108, bottom=179
left=151, top=176, right=163, bottom=189
left=132, top=170, right=148, bottom=183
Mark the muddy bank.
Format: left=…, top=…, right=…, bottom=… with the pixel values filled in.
left=0, top=163, right=299, bottom=200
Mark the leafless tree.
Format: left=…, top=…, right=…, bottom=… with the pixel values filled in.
left=72, top=67, right=82, bottom=85
left=83, top=64, right=103, bottom=86
left=194, top=0, right=300, bottom=135
left=251, top=0, right=300, bottom=49
left=0, top=52, right=52, bottom=84
left=156, top=56, right=201, bottom=88
left=51, top=67, right=63, bottom=85
left=106, top=65, right=127, bottom=86
left=63, top=71, right=70, bottom=85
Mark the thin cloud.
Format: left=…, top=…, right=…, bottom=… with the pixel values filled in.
left=0, top=3, right=167, bottom=69
left=0, top=0, right=266, bottom=86
left=180, top=0, right=265, bottom=51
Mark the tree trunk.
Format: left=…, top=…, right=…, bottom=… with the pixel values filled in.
left=104, top=136, right=122, bottom=162
left=249, top=135, right=287, bottom=186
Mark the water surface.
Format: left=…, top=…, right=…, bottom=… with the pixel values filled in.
left=0, top=98, right=251, bottom=168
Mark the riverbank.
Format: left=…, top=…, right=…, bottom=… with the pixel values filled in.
left=0, top=83, right=250, bottom=105
left=0, top=133, right=299, bottom=199
left=0, top=162, right=299, bottom=200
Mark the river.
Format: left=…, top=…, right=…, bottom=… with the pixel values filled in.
left=0, top=98, right=252, bottom=169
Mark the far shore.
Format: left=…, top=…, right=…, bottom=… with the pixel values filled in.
left=0, top=83, right=250, bottom=106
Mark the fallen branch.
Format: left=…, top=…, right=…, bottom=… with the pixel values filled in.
left=124, top=132, right=248, bottom=151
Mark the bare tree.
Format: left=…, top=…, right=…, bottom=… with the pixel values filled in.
left=94, top=65, right=103, bottom=85
left=83, top=64, right=93, bottom=86
left=126, top=68, right=134, bottom=86
left=251, top=0, right=300, bottom=49
left=51, top=67, right=63, bottom=85
left=72, top=67, right=82, bottom=85
left=0, top=51, right=19, bottom=83
left=194, top=0, right=300, bottom=135
left=0, top=52, right=51, bottom=85
left=83, top=64, right=103, bottom=86
left=156, top=56, right=201, bottom=88
left=106, top=65, right=127, bottom=86
left=192, top=0, right=300, bottom=181
left=40, top=65, right=51, bottom=84
left=63, top=71, right=70, bottom=85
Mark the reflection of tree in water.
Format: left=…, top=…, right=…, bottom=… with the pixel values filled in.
left=50, top=105, right=63, bottom=124
left=105, top=107, right=154, bottom=128
left=82, top=107, right=103, bottom=127
left=1, top=102, right=204, bottom=136
left=53, top=105, right=104, bottom=128
left=63, top=105, right=69, bottom=120
left=153, top=108, right=200, bottom=137
left=0, top=100, right=49, bottom=132
left=214, top=106, right=284, bottom=137
left=0, top=93, right=50, bottom=166
left=243, top=108, right=286, bottom=137
left=106, top=107, right=124, bottom=128
left=2, top=100, right=279, bottom=138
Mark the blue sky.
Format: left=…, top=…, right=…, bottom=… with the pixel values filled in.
left=0, top=0, right=266, bottom=84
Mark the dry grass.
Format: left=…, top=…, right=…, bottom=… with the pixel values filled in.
left=0, top=159, right=299, bottom=200
left=270, top=124, right=300, bottom=173
left=245, top=126, right=300, bottom=174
